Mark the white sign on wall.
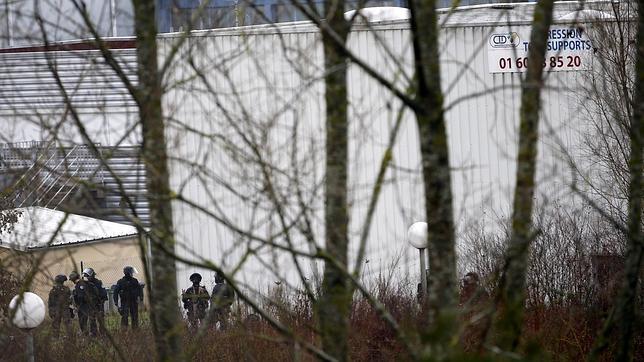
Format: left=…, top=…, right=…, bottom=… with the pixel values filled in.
left=488, top=26, right=594, bottom=74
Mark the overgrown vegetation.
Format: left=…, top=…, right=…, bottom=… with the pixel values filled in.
left=0, top=266, right=640, bottom=362
left=0, top=0, right=642, bottom=360
left=2, top=210, right=641, bottom=362
left=0, top=268, right=20, bottom=321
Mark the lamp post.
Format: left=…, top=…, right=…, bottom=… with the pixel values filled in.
left=407, top=222, right=428, bottom=302
left=9, top=292, right=46, bottom=362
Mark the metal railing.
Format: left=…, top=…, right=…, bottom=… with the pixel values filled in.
left=0, top=142, right=105, bottom=209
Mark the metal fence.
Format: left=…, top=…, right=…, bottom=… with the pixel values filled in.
left=0, top=142, right=150, bottom=227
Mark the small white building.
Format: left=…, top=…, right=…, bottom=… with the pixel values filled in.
left=0, top=207, right=144, bottom=307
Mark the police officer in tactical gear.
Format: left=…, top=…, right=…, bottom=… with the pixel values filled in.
left=48, top=274, right=73, bottom=338
left=182, top=273, right=209, bottom=330
left=82, top=268, right=107, bottom=336
left=113, top=266, right=143, bottom=329
left=210, top=272, right=235, bottom=330
left=458, top=272, right=490, bottom=350
left=459, top=271, right=489, bottom=306
left=70, top=270, right=95, bottom=334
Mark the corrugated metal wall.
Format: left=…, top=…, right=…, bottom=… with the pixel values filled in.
left=0, top=44, right=148, bottom=226
left=0, top=2, right=599, bottom=295
left=161, top=9, right=591, bottom=294
left=0, top=45, right=139, bottom=146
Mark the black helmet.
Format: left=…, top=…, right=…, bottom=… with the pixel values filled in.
left=54, top=274, right=67, bottom=284
left=464, top=272, right=479, bottom=281
left=463, top=272, right=480, bottom=286
left=215, top=272, right=225, bottom=284
left=123, top=266, right=135, bottom=276
left=189, top=273, right=202, bottom=283
left=69, top=271, right=80, bottom=282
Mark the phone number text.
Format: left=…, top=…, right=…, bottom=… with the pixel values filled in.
left=497, top=55, right=583, bottom=71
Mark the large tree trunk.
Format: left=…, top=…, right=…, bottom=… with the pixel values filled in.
left=408, top=0, right=458, bottom=354
left=132, top=0, right=184, bottom=360
left=318, top=0, right=351, bottom=360
left=495, top=0, right=555, bottom=352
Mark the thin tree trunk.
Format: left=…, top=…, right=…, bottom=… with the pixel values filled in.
left=409, top=0, right=458, bottom=354
left=318, top=0, right=351, bottom=360
left=495, top=0, right=555, bottom=352
left=132, top=0, right=184, bottom=360
left=614, top=5, right=644, bottom=357
left=591, top=4, right=644, bottom=360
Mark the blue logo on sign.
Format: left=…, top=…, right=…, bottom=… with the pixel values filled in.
left=490, top=32, right=520, bottom=48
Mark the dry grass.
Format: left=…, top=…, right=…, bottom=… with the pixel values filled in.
left=1, top=279, right=639, bottom=362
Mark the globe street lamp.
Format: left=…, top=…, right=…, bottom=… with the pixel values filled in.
left=407, top=222, right=428, bottom=302
left=9, top=292, right=45, bottom=362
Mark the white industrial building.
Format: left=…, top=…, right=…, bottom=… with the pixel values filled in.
left=0, top=2, right=615, bottom=295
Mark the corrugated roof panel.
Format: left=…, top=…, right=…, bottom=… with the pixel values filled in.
left=0, top=206, right=138, bottom=250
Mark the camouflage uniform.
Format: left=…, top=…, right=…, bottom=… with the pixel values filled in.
left=458, top=272, right=490, bottom=352
left=182, top=285, right=209, bottom=330
left=73, top=278, right=99, bottom=335
left=48, top=280, right=72, bottom=338
left=182, top=273, right=210, bottom=330
left=210, top=275, right=235, bottom=330
left=86, top=276, right=107, bottom=336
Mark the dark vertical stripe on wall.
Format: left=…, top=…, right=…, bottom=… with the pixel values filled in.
left=155, top=0, right=173, bottom=33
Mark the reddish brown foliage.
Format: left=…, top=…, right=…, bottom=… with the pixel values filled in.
left=0, top=280, right=640, bottom=361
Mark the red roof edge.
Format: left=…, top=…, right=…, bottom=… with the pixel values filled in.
left=0, top=39, right=137, bottom=54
